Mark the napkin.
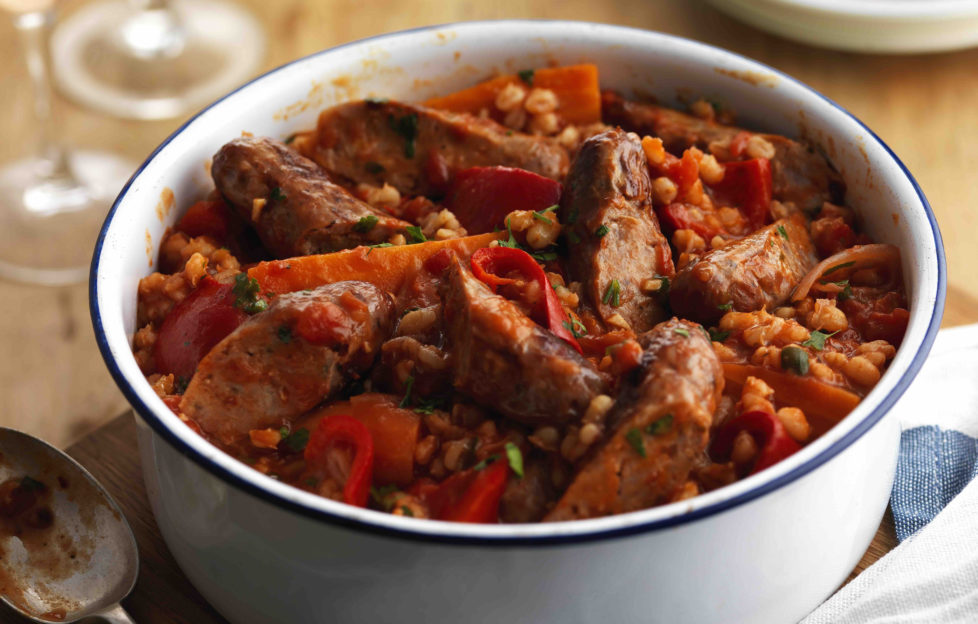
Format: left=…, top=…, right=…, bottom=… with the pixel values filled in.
left=803, top=323, right=978, bottom=623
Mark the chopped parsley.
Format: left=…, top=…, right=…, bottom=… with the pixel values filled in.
left=473, top=454, right=499, bottom=471
left=370, top=484, right=399, bottom=510
left=651, top=274, right=670, bottom=296
left=404, top=225, right=427, bottom=244
left=776, top=224, right=789, bottom=240
left=646, top=414, right=674, bottom=436
left=781, top=345, right=809, bottom=376
left=399, top=375, right=415, bottom=408
left=270, top=187, right=287, bottom=201
left=20, top=476, right=44, bottom=492
left=413, top=396, right=446, bottom=415
left=517, top=69, right=534, bottom=85
left=388, top=112, right=419, bottom=158
left=602, top=279, right=622, bottom=307
left=594, top=224, right=610, bottom=238
left=674, top=328, right=690, bottom=338
left=353, top=215, right=379, bottom=233
left=276, top=326, right=293, bottom=343
left=625, top=428, right=646, bottom=458
left=801, top=329, right=838, bottom=351
left=498, top=218, right=520, bottom=249
left=366, top=242, right=394, bottom=256
left=364, top=161, right=385, bottom=174
left=505, top=442, right=524, bottom=478
left=280, top=428, right=310, bottom=453
left=173, top=375, right=190, bottom=395
left=284, top=134, right=297, bottom=145
left=835, top=279, right=853, bottom=301
left=708, top=328, right=730, bottom=342
left=400, top=505, right=415, bottom=517
left=567, top=230, right=581, bottom=244
left=232, top=273, right=268, bottom=314
left=562, top=318, right=588, bottom=338
left=530, top=249, right=558, bottom=262
left=823, top=261, right=855, bottom=276
left=717, top=302, right=733, bottom=311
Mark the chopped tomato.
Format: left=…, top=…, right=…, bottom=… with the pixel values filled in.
left=176, top=200, right=234, bottom=242
left=709, top=158, right=772, bottom=229
left=445, top=166, right=562, bottom=234
left=294, top=301, right=352, bottom=347
left=659, top=202, right=725, bottom=241
left=419, top=458, right=510, bottom=523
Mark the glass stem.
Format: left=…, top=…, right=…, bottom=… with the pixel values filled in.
left=14, top=9, right=72, bottom=182
left=124, top=0, right=185, bottom=59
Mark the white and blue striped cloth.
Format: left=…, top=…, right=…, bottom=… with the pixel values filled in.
left=805, top=324, right=978, bottom=623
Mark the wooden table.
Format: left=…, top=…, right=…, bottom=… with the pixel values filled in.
left=0, top=1, right=976, bottom=621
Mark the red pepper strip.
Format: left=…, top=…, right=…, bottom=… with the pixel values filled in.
left=176, top=200, right=234, bottom=242
left=423, top=459, right=510, bottom=523
left=470, top=246, right=582, bottom=353
left=659, top=202, right=726, bottom=241
left=445, top=166, right=562, bottom=234
left=710, top=410, right=801, bottom=475
left=153, top=276, right=248, bottom=379
left=708, top=158, right=772, bottom=230
left=304, top=414, right=375, bottom=508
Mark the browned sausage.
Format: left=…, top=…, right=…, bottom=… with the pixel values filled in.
left=601, top=91, right=845, bottom=212
left=300, top=99, right=569, bottom=197
left=441, top=255, right=608, bottom=426
left=212, top=136, right=411, bottom=258
left=180, top=281, right=395, bottom=446
left=559, top=128, right=674, bottom=333
left=545, top=319, right=723, bottom=521
left=669, top=217, right=817, bottom=326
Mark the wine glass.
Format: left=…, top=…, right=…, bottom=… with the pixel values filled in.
left=0, top=0, right=134, bottom=285
left=50, top=0, right=265, bottom=120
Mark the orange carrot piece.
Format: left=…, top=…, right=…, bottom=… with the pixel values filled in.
left=722, top=363, right=861, bottom=438
left=248, top=232, right=503, bottom=295
left=424, top=64, right=601, bottom=125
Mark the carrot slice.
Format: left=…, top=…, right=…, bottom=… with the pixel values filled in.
left=722, top=363, right=861, bottom=438
left=424, top=64, right=601, bottom=125
left=248, top=232, right=502, bottom=294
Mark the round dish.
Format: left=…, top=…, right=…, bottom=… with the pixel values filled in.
left=91, top=21, right=945, bottom=624
left=708, top=0, right=978, bottom=54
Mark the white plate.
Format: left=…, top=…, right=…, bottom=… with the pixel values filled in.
left=708, top=0, right=978, bottom=53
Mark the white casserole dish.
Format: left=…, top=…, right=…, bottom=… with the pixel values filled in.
left=90, top=21, right=946, bottom=624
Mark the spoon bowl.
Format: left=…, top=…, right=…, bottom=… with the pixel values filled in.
left=0, top=427, right=137, bottom=623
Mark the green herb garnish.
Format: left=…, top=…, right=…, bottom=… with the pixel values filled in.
left=717, top=302, right=733, bottom=312
left=413, top=395, right=446, bottom=415
left=562, top=318, right=588, bottom=338
left=776, top=224, right=789, bottom=240
left=473, top=454, right=499, bottom=471
left=284, top=134, right=297, bottom=145
left=19, top=476, right=44, bottom=492
left=400, top=506, right=414, bottom=517
left=399, top=375, right=415, bottom=408
left=404, top=225, right=427, bottom=244
left=625, top=428, right=646, bottom=457
left=270, top=187, right=287, bottom=202
left=781, top=345, right=809, bottom=376
left=823, top=261, right=855, bottom=276
left=646, top=414, right=674, bottom=436
left=517, top=69, right=534, bottom=85
left=281, top=428, right=310, bottom=453
left=801, top=329, right=838, bottom=351
left=602, top=279, right=621, bottom=307
left=173, top=376, right=190, bottom=395
left=567, top=230, right=581, bottom=244
left=388, top=113, right=419, bottom=158
left=498, top=218, right=520, bottom=249
left=674, top=328, right=690, bottom=338
left=276, top=326, right=293, bottom=343
left=505, top=442, right=524, bottom=478
left=354, top=215, right=379, bottom=233
left=594, top=224, right=610, bottom=238
left=709, top=328, right=730, bottom=342
left=232, top=273, right=268, bottom=314
left=370, top=484, right=399, bottom=510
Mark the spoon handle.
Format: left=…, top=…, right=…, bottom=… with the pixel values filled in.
left=92, top=603, right=137, bottom=623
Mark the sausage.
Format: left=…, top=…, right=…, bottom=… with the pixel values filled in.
left=601, top=91, right=845, bottom=212
left=545, top=319, right=723, bottom=521
left=559, top=128, right=674, bottom=333
left=180, top=281, right=395, bottom=446
left=300, top=99, right=569, bottom=197
left=441, top=255, right=608, bottom=426
left=669, top=217, right=818, bottom=326
left=211, top=136, right=411, bottom=258
left=499, top=456, right=557, bottom=523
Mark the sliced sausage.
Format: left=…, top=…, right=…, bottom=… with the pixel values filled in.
left=601, top=91, right=844, bottom=212
left=301, top=99, right=569, bottom=198
left=441, top=255, right=607, bottom=426
left=559, top=128, right=674, bottom=333
left=669, top=217, right=817, bottom=326
left=212, top=136, right=411, bottom=258
left=545, top=319, right=723, bottom=521
left=180, top=281, right=395, bottom=446
left=499, top=455, right=558, bottom=523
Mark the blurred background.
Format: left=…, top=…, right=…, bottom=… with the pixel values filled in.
left=1, top=0, right=976, bottom=449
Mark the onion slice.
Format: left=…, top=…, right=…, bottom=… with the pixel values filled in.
left=791, top=244, right=901, bottom=302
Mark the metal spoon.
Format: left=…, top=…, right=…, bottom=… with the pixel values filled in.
left=0, top=427, right=137, bottom=623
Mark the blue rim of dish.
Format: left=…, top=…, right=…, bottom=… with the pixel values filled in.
left=89, top=20, right=946, bottom=546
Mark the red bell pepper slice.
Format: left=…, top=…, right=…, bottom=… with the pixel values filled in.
left=659, top=202, right=726, bottom=241
left=445, top=166, right=562, bottom=234
left=423, top=458, right=510, bottom=523
left=153, top=276, right=248, bottom=379
left=708, top=158, right=772, bottom=230
left=470, top=246, right=581, bottom=353
left=175, top=200, right=234, bottom=242
left=710, top=409, right=801, bottom=475
left=304, top=414, right=375, bottom=508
